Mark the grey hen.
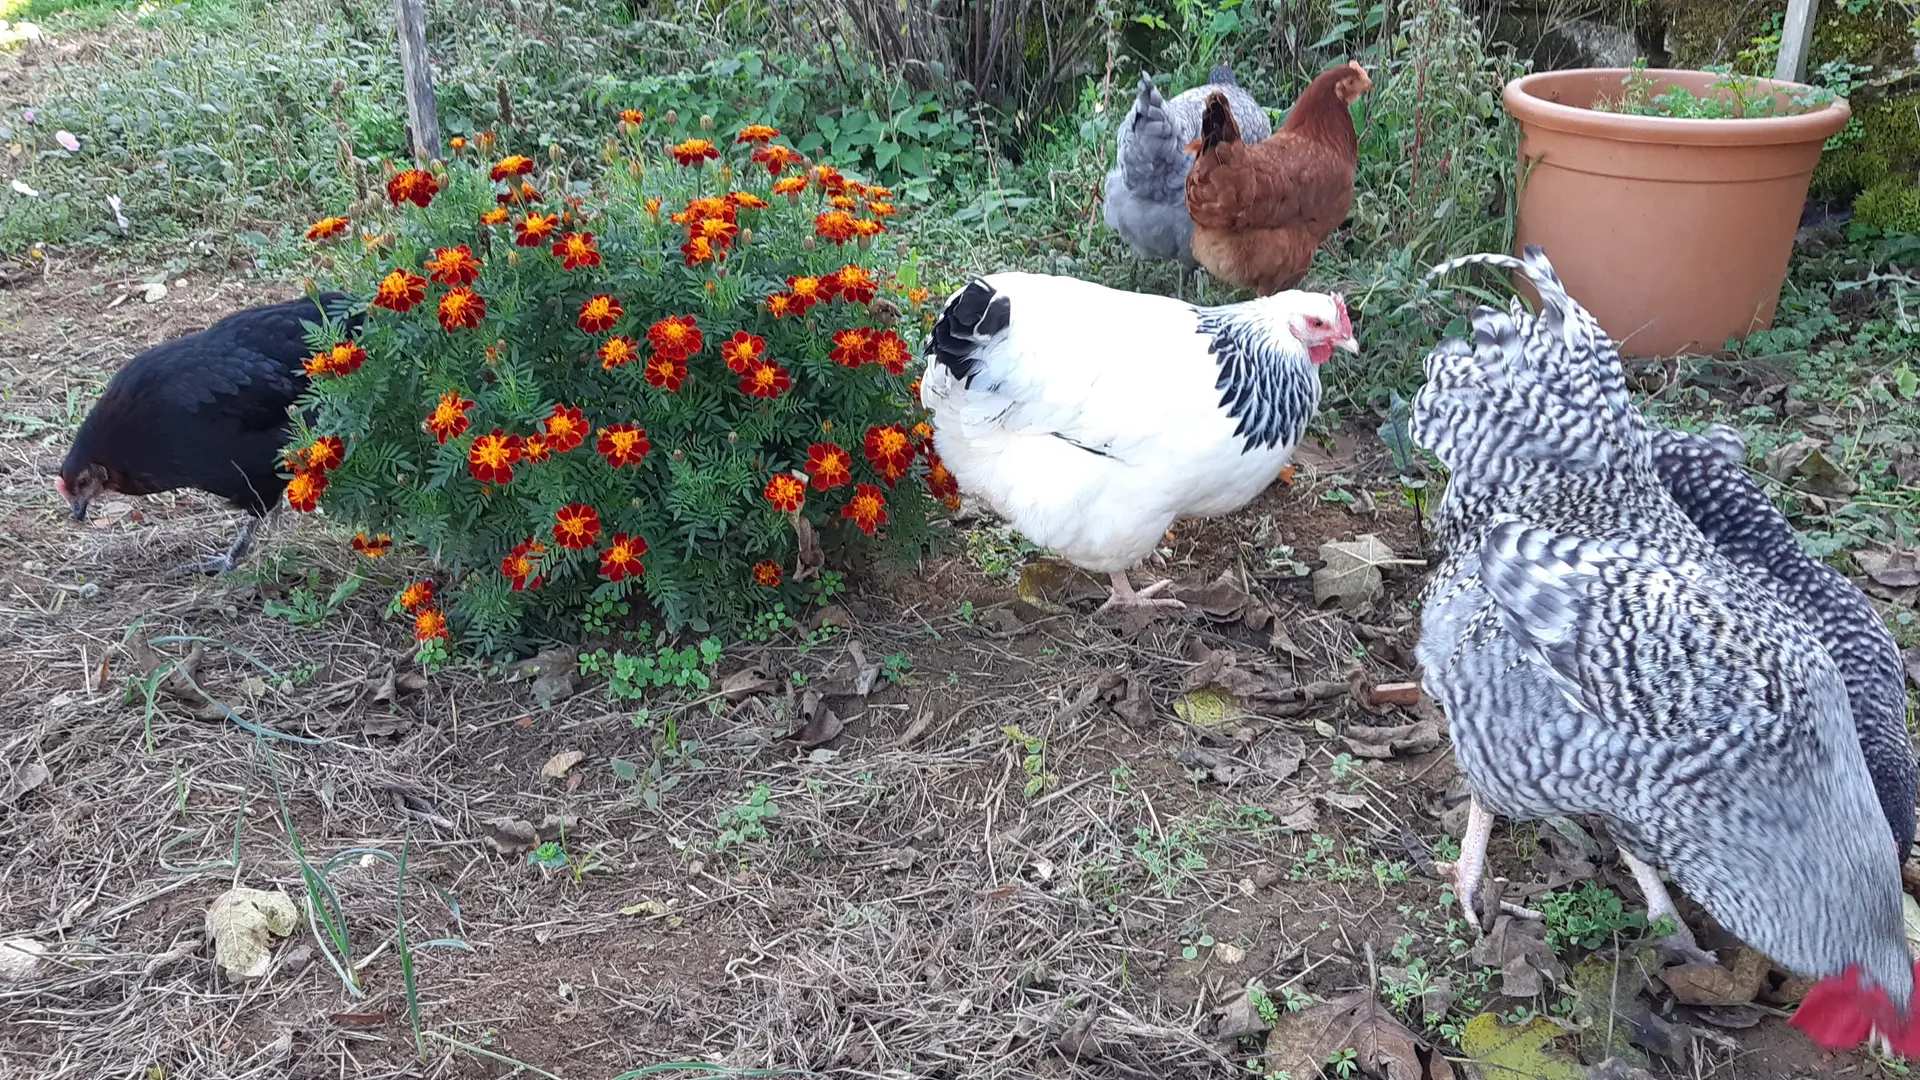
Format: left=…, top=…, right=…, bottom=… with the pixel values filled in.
left=1102, top=65, right=1271, bottom=297
left=1412, top=245, right=1920, bottom=1053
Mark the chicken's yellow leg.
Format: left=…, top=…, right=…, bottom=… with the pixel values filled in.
left=1433, top=796, right=1542, bottom=931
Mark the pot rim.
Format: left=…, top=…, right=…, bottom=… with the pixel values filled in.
left=1504, top=68, right=1851, bottom=146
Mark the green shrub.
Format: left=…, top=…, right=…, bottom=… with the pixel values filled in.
left=296, top=115, right=952, bottom=653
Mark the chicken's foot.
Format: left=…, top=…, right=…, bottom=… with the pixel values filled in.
left=1432, top=796, right=1543, bottom=932
left=1097, top=571, right=1185, bottom=613
left=1619, top=849, right=1717, bottom=966
left=169, top=514, right=263, bottom=577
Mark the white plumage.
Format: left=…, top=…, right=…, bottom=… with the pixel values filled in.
left=920, top=271, right=1355, bottom=609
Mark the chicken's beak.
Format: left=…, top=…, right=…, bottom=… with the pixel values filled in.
left=69, top=495, right=89, bottom=522
left=1335, top=336, right=1360, bottom=355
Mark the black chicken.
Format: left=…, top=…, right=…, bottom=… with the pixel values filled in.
left=58, top=293, right=361, bottom=574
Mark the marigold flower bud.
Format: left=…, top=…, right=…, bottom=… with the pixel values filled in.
left=739, top=227, right=753, bottom=246
left=628, top=159, right=644, bottom=181
left=699, top=113, right=713, bottom=130
left=664, top=109, right=678, bottom=126
left=548, top=142, right=562, bottom=162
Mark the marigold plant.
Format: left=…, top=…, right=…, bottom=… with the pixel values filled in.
left=299, top=119, right=945, bottom=650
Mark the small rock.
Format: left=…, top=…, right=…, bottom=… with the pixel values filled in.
left=139, top=282, right=168, bottom=303
left=0, top=939, right=46, bottom=982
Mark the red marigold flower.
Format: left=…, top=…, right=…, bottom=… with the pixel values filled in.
left=399, top=581, right=434, bottom=612
left=815, top=210, right=857, bottom=244
left=490, top=155, right=535, bottom=181
left=437, top=287, right=487, bottom=333
left=414, top=606, right=449, bottom=641
left=719, top=331, right=767, bottom=374
left=805, top=442, right=853, bottom=491
left=599, top=533, right=648, bottom=582
left=467, top=428, right=523, bottom=484
left=910, top=421, right=935, bottom=449
left=787, top=275, right=827, bottom=311
left=864, top=423, right=914, bottom=483
left=480, top=207, right=509, bottom=226
left=866, top=185, right=895, bottom=199
left=619, top=108, right=646, bottom=126
left=771, top=174, right=808, bottom=197
left=908, top=377, right=923, bottom=400
left=830, top=328, right=874, bottom=367
left=426, top=390, right=474, bottom=444
left=552, top=503, right=602, bottom=550
left=598, top=335, right=641, bottom=370
left=596, top=423, right=652, bottom=467
left=869, top=329, right=912, bottom=375
left=515, top=212, right=559, bottom=247
left=841, top=483, right=887, bottom=535
left=285, top=469, right=328, bottom=512
left=644, top=353, right=688, bottom=391
left=425, top=244, right=483, bottom=286
left=751, top=560, right=783, bottom=587
left=852, top=218, right=886, bottom=240
left=924, top=451, right=960, bottom=502
left=578, top=294, right=623, bottom=333
left=827, top=194, right=856, bottom=211
left=867, top=200, right=897, bottom=217
left=543, top=405, right=590, bottom=452
left=498, top=180, right=542, bottom=205
left=647, top=315, right=703, bottom=359
left=373, top=268, right=427, bottom=313
left=694, top=216, right=738, bottom=247
left=736, top=124, right=780, bottom=144
left=813, top=164, right=847, bottom=192
left=681, top=236, right=718, bottom=266
left=755, top=145, right=803, bottom=177
left=670, top=138, right=720, bottom=166
left=301, top=435, right=346, bottom=473
left=386, top=168, right=439, bottom=208
left=764, top=292, right=800, bottom=319
left=552, top=232, right=601, bottom=271
left=522, top=433, right=552, bottom=462
left=763, top=473, right=806, bottom=514
left=830, top=264, right=879, bottom=305
left=352, top=532, right=393, bottom=558
left=679, top=195, right=735, bottom=224
left=728, top=191, right=769, bottom=210
left=500, top=539, right=546, bottom=591
left=305, top=215, right=349, bottom=241
left=738, top=359, right=791, bottom=399
left=304, top=341, right=365, bottom=378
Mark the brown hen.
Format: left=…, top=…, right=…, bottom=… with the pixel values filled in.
left=1184, top=61, right=1372, bottom=295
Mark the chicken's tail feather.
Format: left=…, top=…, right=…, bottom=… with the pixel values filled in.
left=1208, top=63, right=1237, bottom=87
left=1119, top=75, right=1190, bottom=192
left=927, top=277, right=1010, bottom=384
left=1195, top=92, right=1241, bottom=154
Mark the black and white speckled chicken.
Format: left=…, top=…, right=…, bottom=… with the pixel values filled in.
left=1412, top=245, right=1920, bottom=1054
left=57, top=293, right=361, bottom=574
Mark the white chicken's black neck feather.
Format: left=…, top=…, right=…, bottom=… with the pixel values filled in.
left=1191, top=305, right=1320, bottom=455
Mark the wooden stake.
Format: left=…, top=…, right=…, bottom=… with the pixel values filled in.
left=1774, top=0, right=1820, bottom=85
left=395, top=0, right=439, bottom=161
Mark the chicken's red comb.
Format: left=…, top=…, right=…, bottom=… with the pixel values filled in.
left=1791, top=961, right=1920, bottom=1056
left=54, top=475, right=69, bottom=498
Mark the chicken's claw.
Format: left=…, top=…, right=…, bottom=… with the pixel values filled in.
left=1098, top=572, right=1185, bottom=613
left=1277, top=464, right=1298, bottom=486
left=1436, top=796, right=1542, bottom=933
left=168, top=552, right=238, bottom=577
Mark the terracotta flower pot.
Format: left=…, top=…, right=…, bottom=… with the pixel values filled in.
left=1502, top=68, right=1851, bottom=357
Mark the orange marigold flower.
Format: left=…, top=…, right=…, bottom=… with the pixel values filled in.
left=522, top=433, right=552, bottom=462
left=353, top=532, right=393, bottom=558
left=787, top=275, right=827, bottom=311
left=480, top=207, right=510, bottom=226
left=870, top=330, right=912, bottom=375
left=906, top=286, right=931, bottom=305
left=552, top=503, right=601, bottom=550
left=644, top=353, right=688, bottom=391
left=763, top=473, right=806, bottom=514
left=285, top=469, right=328, bottom=512
left=755, top=145, right=803, bottom=177
left=831, top=264, right=879, bottom=305
left=771, top=174, right=808, bottom=197
left=864, top=423, right=914, bottom=481
left=449, top=136, right=467, bottom=150
left=719, top=331, right=767, bottom=374
left=305, top=215, right=349, bottom=241
left=414, top=606, right=450, bottom=641
left=490, top=155, right=535, bottom=181
left=813, top=164, right=847, bottom=192
left=304, top=341, right=365, bottom=378
left=670, top=138, right=720, bottom=166
left=681, top=236, right=718, bottom=266
left=552, top=232, right=601, bottom=271
left=500, top=539, right=546, bottom=591
left=599, top=532, right=648, bottom=582
left=829, top=327, right=874, bottom=367
left=301, top=435, right=346, bottom=473
left=515, top=212, right=559, bottom=247
left=828, top=194, right=856, bottom=211
left=841, top=483, right=888, bottom=535
left=738, top=359, right=791, bottom=399
left=866, top=200, right=897, bottom=217
left=426, top=390, right=474, bottom=444
left=437, top=287, right=487, bottom=333
left=373, top=268, right=427, bottom=313
left=426, top=244, right=483, bottom=286
left=647, top=315, right=703, bottom=359
left=844, top=181, right=869, bottom=198
left=866, top=185, right=895, bottom=199
left=728, top=191, right=769, bottom=210
left=815, top=210, right=857, bottom=244
left=619, top=108, right=646, bottom=126
left=399, top=581, right=434, bottom=612
left=386, top=168, right=439, bottom=208
left=736, top=124, right=780, bottom=144
left=596, top=423, right=652, bottom=467
left=543, top=404, right=590, bottom=452
left=910, top=421, right=935, bottom=448
left=467, top=428, right=522, bottom=484
left=854, top=218, right=886, bottom=239
left=498, top=180, right=543, bottom=205
left=578, top=294, right=624, bottom=333
left=908, top=377, right=923, bottom=400
left=751, top=560, right=783, bottom=587
left=695, top=216, right=738, bottom=247
left=644, top=196, right=663, bottom=221
left=924, top=452, right=960, bottom=502
left=599, top=335, right=641, bottom=370
left=764, top=292, right=800, bottom=319
left=805, top=442, right=853, bottom=490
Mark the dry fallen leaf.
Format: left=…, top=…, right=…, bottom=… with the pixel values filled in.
left=1265, top=992, right=1455, bottom=1080
left=0, top=762, right=51, bottom=809
left=0, top=939, right=46, bottom=983
left=782, top=690, right=843, bottom=749
left=1313, top=535, right=1397, bottom=609
left=540, top=750, right=586, bottom=780
left=205, top=888, right=297, bottom=979
left=1016, top=559, right=1109, bottom=612
left=1854, top=547, right=1920, bottom=590
left=1659, top=945, right=1769, bottom=1006
left=1763, top=436, right=1857, bottom=499
left=1344, top=719, right=1443, bottom=760
left=721, top=668, right=776, bottom=702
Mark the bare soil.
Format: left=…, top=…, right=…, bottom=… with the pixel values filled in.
left=0, top=267, right=1861, bottom=1080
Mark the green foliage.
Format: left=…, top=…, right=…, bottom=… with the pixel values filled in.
left=713, top=781, right=780, bottom=851
left=1002, top=723, right=1059, bottom=798
left=1593, top=61, right=1837, bottom=119
left=1537, top=882, right=1647, bottom=952
left=299, top=120, right=949, bottom=653
left=582, top=638, right=724, bottom=698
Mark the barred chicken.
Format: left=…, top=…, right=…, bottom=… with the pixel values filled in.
left=920, top=272, right=1355, bottom=611
left=1103, top=65, right=1272, bottom=297
left=1413, top=245, right=1920, bottom=1054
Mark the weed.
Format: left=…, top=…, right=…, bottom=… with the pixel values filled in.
left=264, top=572, right=362, bottom=626
left=1002, top=724, right=1060, bottom=798
left=714, top=782, right=781, bottom=851
left=1179, top=931, right=1215, bottom=961
left=582, top=638, right=725, bottom=699
left=610, top=714, right=705, bottom=812
left=1133, top=817, right=1214, bottom=897
left=1537, top=881, right=1648, bottom=953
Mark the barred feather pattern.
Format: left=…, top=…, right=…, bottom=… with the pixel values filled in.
left=1412, top=246, right=1911, bottom=1007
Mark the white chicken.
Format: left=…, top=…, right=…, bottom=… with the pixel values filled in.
left=920, top=272, right=1356, bottom=610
